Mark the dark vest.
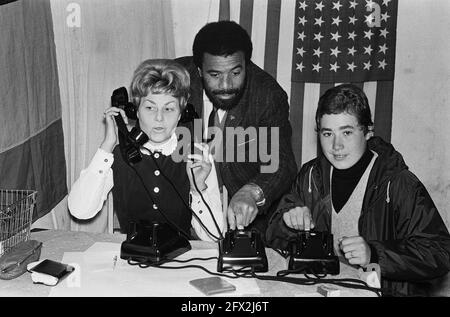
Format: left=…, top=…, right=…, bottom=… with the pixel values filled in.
left=111, top=147, right=191, bottom=235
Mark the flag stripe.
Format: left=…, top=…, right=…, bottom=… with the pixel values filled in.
left=229, top=0, right=241, bottom=22
left=363, top=81, right=378, bottom=122
left=250, top=0, right=267, bottom=69
left=302, top=83, right=321, bottom=164
left=374, top=80, right=394, bottom=142
left=239, top=0, right=253, bottom=36
left=290, top=82, right=305, bottom=167
left=263, top=0, right=281, bottom=79
left=219, top=0, right=230, bottom=21
left=276, top=0, right=296, bottom=101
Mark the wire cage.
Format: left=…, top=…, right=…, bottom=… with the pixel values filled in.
left=0, top=190, right=37, bottom=257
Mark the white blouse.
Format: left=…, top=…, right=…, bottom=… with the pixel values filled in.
left=68, top=141, right=225, bottom=242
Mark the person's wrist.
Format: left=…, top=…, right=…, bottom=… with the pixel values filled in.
left=100, top=140, right=115, bottom=153
left=244, top=183, right=266, bottom=207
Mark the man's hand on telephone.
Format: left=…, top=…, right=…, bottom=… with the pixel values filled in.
left=100, top=107, right=128, bottom=153
left=227, top=185, right=260, bottom=230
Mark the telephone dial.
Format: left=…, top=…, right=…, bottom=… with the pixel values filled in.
left=111, top=87, right=199, bottom=165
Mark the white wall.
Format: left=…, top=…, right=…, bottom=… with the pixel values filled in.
left=392, top=0, right=450, bottom=227
left=171, top=0, right=220, bottom=57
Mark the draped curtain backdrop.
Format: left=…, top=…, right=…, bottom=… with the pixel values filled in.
left=0, top=0, right=67, bottom=221
left=47, top=0, right=175, bottom=232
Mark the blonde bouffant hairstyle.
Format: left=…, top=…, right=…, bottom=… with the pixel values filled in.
left=130, top=59, right=190, bottom=111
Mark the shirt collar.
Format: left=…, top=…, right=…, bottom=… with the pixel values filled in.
left=141, top=133, right=178, bottom=156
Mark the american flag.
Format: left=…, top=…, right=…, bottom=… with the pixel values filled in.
left=218, top=0, right=398, bottom=168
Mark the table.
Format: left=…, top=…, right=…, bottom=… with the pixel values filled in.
left=0, top=229, right=378, bottom=297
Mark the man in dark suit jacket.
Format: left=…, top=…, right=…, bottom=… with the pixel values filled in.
left=176, top=21, right=297, bottom=240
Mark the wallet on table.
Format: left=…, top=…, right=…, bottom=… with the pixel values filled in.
left=27, top=259, right=74, bottom=286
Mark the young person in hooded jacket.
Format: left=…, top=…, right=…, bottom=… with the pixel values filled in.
left=266, top=84, right=450, bottom=296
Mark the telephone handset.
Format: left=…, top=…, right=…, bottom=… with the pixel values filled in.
left=179, top=101, right=200, bottom=123
left=111, top=87, right=149, bottom=165
left=111, top=87, right=199, bottom=165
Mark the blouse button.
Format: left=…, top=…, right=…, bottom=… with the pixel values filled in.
left=99, top=170, right=103, bottom=174
left=154, top=170, right=160, bottom=176
left=104, top=159, right=108, bottom=162
left=153, top=204, right=158, bottom=210
left=154, top=153, right=160, bottom=159
left=199, top=210, right=203, bottom=214
left=153, top=187, right=160, bottom=193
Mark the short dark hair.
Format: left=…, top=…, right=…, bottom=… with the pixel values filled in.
left=192, top=21, right=253, bottom=68
left=316, top=84, right=373, bottom=134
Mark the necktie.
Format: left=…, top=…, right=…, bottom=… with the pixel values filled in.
left=205, top=107, right=216, bottom=143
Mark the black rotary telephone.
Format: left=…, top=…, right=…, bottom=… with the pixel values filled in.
left=111, top=87, right=198, bottom=165
left=217, top=229, right=268, bottom=272
left=120, top=221, right=191, bottom=265
left=287, top=230, right=339, bottom=275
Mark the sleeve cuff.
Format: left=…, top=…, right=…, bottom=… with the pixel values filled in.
left=86, top=148, right=114, bottom=175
